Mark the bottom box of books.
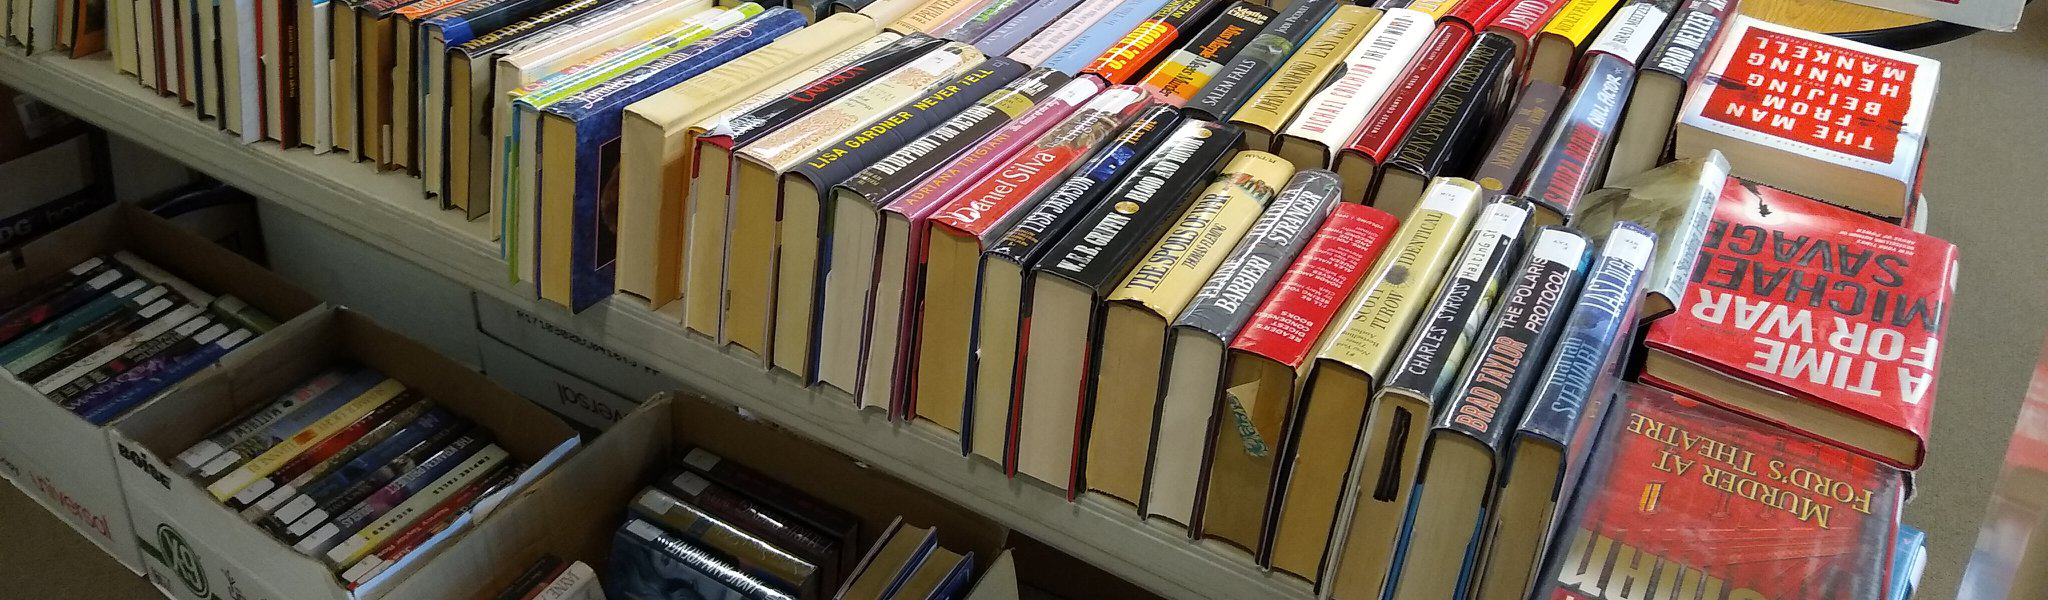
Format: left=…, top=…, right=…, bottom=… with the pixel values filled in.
left=0, top=202, right=320, bottom=574
left=385, top=391, right=1168, bottom=600
left=107, top=307, right=582, bottom=600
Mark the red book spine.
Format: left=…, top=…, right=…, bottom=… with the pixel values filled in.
left=1341, top=21, right=1473, bottom=166
left=1229, top=203, right=1399, bottom=367
left=1643, top=180, right=1954, bottom=468
left=1446, top=0, right=1514, bottom=29
left=929, top=85, right=1149, bottom=237
left=1481, top=0, right=1571, bottom=43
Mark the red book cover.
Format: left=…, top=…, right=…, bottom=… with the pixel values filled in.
left=1338, top=22, right=1472, bottom=170
left=1643, top=179, right=1955, bottom=469
left=1481, top=0, right=1572, bottom=46
left=1543, top=383, right=1903, bottom=600
left=1228, top=203, right=1399, bottom=368
left=1445, top=0, right=1514, bottom=28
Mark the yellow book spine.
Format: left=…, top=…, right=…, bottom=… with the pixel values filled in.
left=1230, top=6, right=1379, bottom=138
left=1313, top=178, right=1483, bottom=380
left=1542, top=0, right=1622, bottom=44
left=888, top=0, right=974, bottom=32
left=1405, top=0, right=1461, bottom=19
left=205, top=379, right=408, bottom=500
left=1110, top=151, right=1296, bottom=317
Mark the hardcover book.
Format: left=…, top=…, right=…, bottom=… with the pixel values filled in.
left=969, top=104, right=1184, bottom=462
left=1605, top=0, right=1736, bottom=185
left=1078, top=0, right=1231, bottom=85
left=1580, top=0, right=1676, bottom=67
left=914, top=83, right=1150, bottom=432
left=1133, top=1, right=1275, bottom=107
left=1371, top=31, right=1515, bottom=217
left=1569, top=152, right=1727, bottom=321
left=1001, top=0, right=1119, bottom=67
left=967, top=0, right=1084, bottom=56
left=1144, top=169, right=1343, bottom=526
left=1479, top=0, right=1570, bottom=52
left=1527, top=0, right=1618, bottom=84
left=1384, top=226, right=1590, bottom=600
left=657, top=469, right=844, bottom=585
left=1331, top=20, right=1472, bottom=203
left=1182, top=0, right=1338, bottom=122
left=1641, top=178, right=1955, bottom=469
left=724, top=40, right=989, bottom=365
left=534, top=9, right=804, bottom=311
left=860, top=74, right=1100, bottom=416
left=677, top=447, right=861, bottom=573
left=629, top=487, right=819, bottom=596
left=1473, top=220, right=1653, bottom=600
left=1396, top=0, right=1465, bottom=17
left=886, top=0, right=979, bottom=33
left=1513, top=52, right=1635, bottom=224
left=1272, top=7, right=1432, bottom=169
left=1035, top=0, right=1172, bottom=74
left=610, top=519, right=798, bottom=600
left=922, top=0, right=1003, bottom=36
left=420, top=0, right=596, bottom=204
left=817, top=68, right=1070, bottom=400
left=1471, top=81, right=1564, bottom=201
left=1672, top=16, right=1938, bottom=220
left=777, top=58, right=1030, bottom=380
left=934, top=0, right=1027, bottom=45
left=1278, top=195, right=1530, bottom=584
left=1086, top=151, right=1295, bottom=508
left=1226, top=4, right=1375, bottom=152
left=1534, top=383, right=1906, bottom=600
left=1015, top=118, right=1241, bottom=494
left=615, top=12, right=880, bottom=309
left=682, top=32, right=938, bottom=339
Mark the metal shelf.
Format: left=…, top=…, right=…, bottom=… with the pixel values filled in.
left=0, top=49, right=1311, bottom=600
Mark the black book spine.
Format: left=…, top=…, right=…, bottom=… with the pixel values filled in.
left=679, top=448, right=861, bottom=554
left=728, top=34, right=945, bottom=147
left=1030, top=119, right=1243, bottom=293
left=659, top=469, right=838, bottom=566
left=612, top=519, right=797, bottom=600
left=1183, top=0, right=1337, bottom=121
left=1380, top=197, right=1532, bottom=404
left=986, top=104, right=1183, bottom=266
left=1639, top=0, right=1734, bottom=80
left=1382, top=31, right=1517, bottom=183
left=1514, top=52, right=1632, bottom=217
left=787, top=58, right=1030, bottom=188
left=1434, top=226, right=1590, bottom=452
left=836, top=67, right=1071, bottom=206
left=1171, top=169, right=1342, bottom=339
left=453, top=0, right=612, bottom=55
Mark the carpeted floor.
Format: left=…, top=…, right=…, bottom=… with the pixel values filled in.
left=3, top=4, right=2046, bottom=598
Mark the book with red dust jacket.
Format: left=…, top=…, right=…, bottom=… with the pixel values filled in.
left=1540, top=383, right=1903, bottom=600
left=1642, top=179, right=1955, bottom=469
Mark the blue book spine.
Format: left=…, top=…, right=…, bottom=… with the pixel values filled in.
left=1515, top=221, right=1655, bottom=449
left=970, top=0, right=1084, bottom=55
left=296, top=408, right=460, bottom=503
left=1889, top=524, right=1926, bottom=600
left=77, top=330, right=249, bottom=424
left=547, top=8, right=805, bottom=312
left=929, top=552, right=977, bottom=600
left=1040, top=0, right=1174, bottom=74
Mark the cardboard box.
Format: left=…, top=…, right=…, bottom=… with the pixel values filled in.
left=384, top=392, right=1013, bottom=599
left=0, top=203, right=320, bottom=573
left=477, top=334, right=641, bottom=431
left=473, top=292, right=680, bottom=406
left=109, top=307, right=581, bottom=600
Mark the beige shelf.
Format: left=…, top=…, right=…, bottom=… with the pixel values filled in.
left=0, top=48, right=1312, bottom=600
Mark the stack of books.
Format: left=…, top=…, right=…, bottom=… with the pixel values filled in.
left=25, top=0, right=1960, bottom=594
left=173, top=363, right=534, bottom=588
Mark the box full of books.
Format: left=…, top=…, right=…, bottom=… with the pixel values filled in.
left=108, top=306, right=581, bottom=600
left=0, top=202, right=320, bottom=573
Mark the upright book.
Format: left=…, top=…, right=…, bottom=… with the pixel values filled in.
left=1033, top=0, right=1172, bottom=74
left=1604, top=0, right=1736, bottom=185
left=1182, top=0, right=1338, bottom=122
left=1014, top=119, right=1240, bottom=495
left=1384, top=226, right=1590, bottom=600
left=1225, top=4, right=1375, bottom=153
left=420, top=0, right=595, bottom=202
left=1085, top=151, right=1295, bottom=508
left=1641, top=179, right=1954, bottom=469
left=1526, top=0, right=1617, bottom=84
left=1271, top=7, right=1432, bottom=169
left=1132, top=1, right=1274, bottom=107
left=1535, top=383, right=1905, bottom=600
left=1143, top=169, right=1345, bottom=526
left=1470, top=81, right=1564, bottom=202
left=1568, top=152, right=1727, bottom=320
left=1370, top=31, right=1515, bottom=217
left=1330, top=20, right=1472, bottom=203
left=1671, top=15, right=1937, bottom=220
left=1513, top=51, right=1634, bottom=224
left=1077, top=0, right=1230, bottom=85
left=913, top=84, right=1150, bottom=432
left=1471, top=220, right=1653, bottom=600
left=1272, top=195, right=1531, bottom=583
left=817, top=68, right=1071, bottom=401
left=968, top=104, right=1184, bottom=462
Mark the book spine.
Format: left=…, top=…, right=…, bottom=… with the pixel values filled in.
left=1108, top=151, right=1294, bottom=314
left=984, top=105, right=1184, bottom=265
left=679, top=448, right=861, bottom=547
left=1030, top=119, right=1242, bottom=292
left=1002, top=0, right=1120, bottom=67
left=1582, top=0, right=1677, bottom=66
left=550, top=9, right=805, bottom=116
left=725, top=33, right=943, bottom=145
left=1228, top=203, right=1399, bottom=367
left=788, top=58, right=1032, bottom=190
left=1518, top=221, right=1652, bottom=446
left=1340, top=21, right=1471, bottom=165
left=662, top=470, right=837, bottom=565
left=1080, top=0, right=1230, bottom=84
left=517, top=5, right=765, bottom=108
left=0, top=258, right=109, bottom=323
left=968, top=0, right=1083, bottom=56
left=1183, top=0, right=1338, bottom=121
left=939, top=0, right=1025, bottom=42
left=1312, top=178, right=1483, bottom=377
left=231, top=395, right=432, bottom=510
left=11, top=297, right=173, bottom=384
left=630, top=487, right=817, bottom=591
left=1435, top=226, right=1590, bottom=450
left=1471, top=80, right=1564, bottom=199
left=205, top=378, right=410, bottom=500
left=931, top=84, right=1151, bottom=238
left=1513, top=52, right=1631, bottom=219
left=1278, top=7, right=1431, bottom=151
left=1445, top=0, right=1512, bottom=27
left=1172, top=169, right=1343, bottom=339
left=742, top=41, right=991, bottom=169
left=250, top=405, right=458, bottom=517
left=1380, top=32, right=1517, bottom=187
left=341, top=465, right=517, bottom=587
left=1134, top=1, right=1274, bottom=106
left=614, top=519, right=799, bottom=600
left=838, top=67, right=1072, bottom=205
left=1229, top=4, right=1375, bottom=141
left=291, top=435, right=493, bottom=550
left=75, top=326, right=253, bottom=424
left=1481, top=0, right=1569, bottom=41
left=1378, top=196, right=1532, bottom=402
left=194, top=367, right=389, bottom=478
left=885, top=76, right=1105, bottom=216
left=1038, top=0, right=1173, bottom=74
left=40, top=306, right=207, bottom=400
left=322, top=445, right=510, bottom=567
left=0, top=263, right=129, bottom=347
left=267, top=417, right=470, bottom=533
left=0, top=280, right=162, bottom=371
left=1538, top=0, right=1618, bottom=48
left=1638, top=0, right=1733, bottom=79
left=451, top=0, right=607, bottom=53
